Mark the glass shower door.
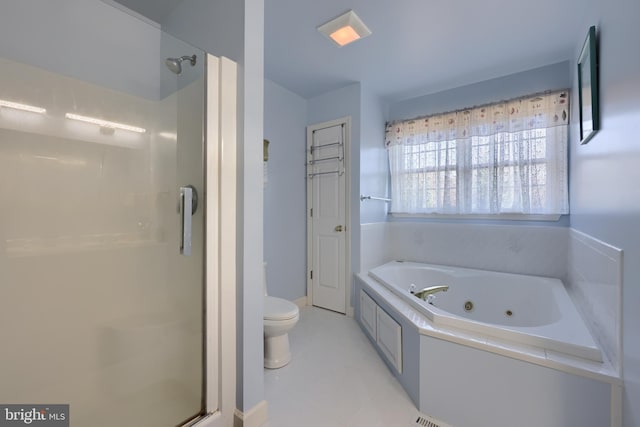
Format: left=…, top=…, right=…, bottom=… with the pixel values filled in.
left=0, top=2, right=206, bottom=425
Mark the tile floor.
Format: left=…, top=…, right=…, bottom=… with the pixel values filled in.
left=262, top=306, right=418, bottom=427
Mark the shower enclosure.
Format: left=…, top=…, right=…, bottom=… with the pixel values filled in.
left=0, top=1, right=235, bottom=426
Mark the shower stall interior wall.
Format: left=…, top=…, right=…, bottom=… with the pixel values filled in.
left=0, top=1, right=234, bottom=426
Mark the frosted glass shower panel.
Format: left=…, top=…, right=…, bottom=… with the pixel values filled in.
left=0, top=5, right=206, bottom=426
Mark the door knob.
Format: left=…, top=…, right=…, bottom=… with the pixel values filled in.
left=335, top=225, right=343, bottom=232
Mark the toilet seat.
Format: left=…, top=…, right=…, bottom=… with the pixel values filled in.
left=264, top=296, right=299, bottom=321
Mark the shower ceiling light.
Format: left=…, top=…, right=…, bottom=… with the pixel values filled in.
left=317, top=10, right=371, bottom=47
left=65, top=113, right=146, bottom=134
left=0, top=99, right=46, bottom=114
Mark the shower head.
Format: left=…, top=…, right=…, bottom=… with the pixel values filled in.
left=165, top=55, right=197, bottom=75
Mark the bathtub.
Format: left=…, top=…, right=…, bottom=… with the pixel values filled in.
left=368, top=261, right=602, bottom=363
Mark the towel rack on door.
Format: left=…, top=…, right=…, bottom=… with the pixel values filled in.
left=309, top=141, right=343, bottom=154
left=308, top=155, right=343, bottom=165
left=308, top=137, right=344, bottom=179
left=307, top=169, right=344, bottom=179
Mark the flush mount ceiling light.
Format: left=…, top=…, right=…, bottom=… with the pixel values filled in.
left=317, top=10, right=371, bottom=47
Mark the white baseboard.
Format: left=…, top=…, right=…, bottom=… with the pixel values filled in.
left=611, top=384, right=622, bottom=427
left=294, top=296, right=307, bottom=309
left=233, top=400, right=268, bottom=427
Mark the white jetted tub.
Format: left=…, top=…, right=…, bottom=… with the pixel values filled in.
left=368, top=261, right=602, bottom=362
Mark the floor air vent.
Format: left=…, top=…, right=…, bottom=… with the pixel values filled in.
left=414, top=412, right=455, bottom=427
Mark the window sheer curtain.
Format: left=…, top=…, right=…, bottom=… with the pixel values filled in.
left=386, top=90, right=569, bottom=215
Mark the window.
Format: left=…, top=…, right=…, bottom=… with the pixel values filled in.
left=386, top=91, right=569, bottom=217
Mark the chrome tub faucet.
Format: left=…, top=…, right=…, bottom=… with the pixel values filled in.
left=410, top=285, right=449, bottom=301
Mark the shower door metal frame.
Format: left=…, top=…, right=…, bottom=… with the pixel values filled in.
left=189, top=54, right=238, bottom=427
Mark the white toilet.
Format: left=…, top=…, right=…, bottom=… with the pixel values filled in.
left=263, top=263, right=300, bottom=369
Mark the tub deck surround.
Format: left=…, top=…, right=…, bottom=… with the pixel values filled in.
left=567, top=228, right=623, bottom=375
left=360, top=222, right=623, bottom=376
left=357, top=272, right=620, bottom=384
left=369, top=261, right=603, bottom=363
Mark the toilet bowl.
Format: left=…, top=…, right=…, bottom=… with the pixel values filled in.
left=264, top=296, right=299, bottom=368
left=263, top=263, right=299, bottom=369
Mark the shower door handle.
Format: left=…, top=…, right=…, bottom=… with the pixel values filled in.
left=180, top=185, right=196, bottom=256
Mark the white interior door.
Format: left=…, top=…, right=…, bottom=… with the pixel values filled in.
left=307, top=120, right=348, bottom=314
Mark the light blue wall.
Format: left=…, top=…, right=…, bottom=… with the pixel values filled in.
left=162, top=0, right=266, bottom=413
left=265, top=81, right=386, bottom=302
left=263, top=79, right=307, bottom=301
left=567, top=1, right=640, bottom=426
left=307, top=82, right=362, bottom=126
left=307, top=83, right=362, bottom=291
left=387, top=61, right=571, bottom=122
left=238, top=0, right=265, bottom=413
left=360, top=86, right=388, bottom=224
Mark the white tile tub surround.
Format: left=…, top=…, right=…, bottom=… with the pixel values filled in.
left=386, top=222, right=570, bottom=279
left=567, top=229, right=623, bottom=374
left=360, top=222, right=570, bottom=280
left=360, top=223, right=390, bottom=273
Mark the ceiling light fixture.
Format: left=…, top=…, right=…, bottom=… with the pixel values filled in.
left=317, top=10, right=371, bottom=47
left=0, top=99, right=46, bottom=114
left=65, top=113, right=146, bottom=134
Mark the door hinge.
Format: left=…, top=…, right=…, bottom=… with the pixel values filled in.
left=310, top=208, right=313, bottom=217
left=310, top=270, right=313, bottom=279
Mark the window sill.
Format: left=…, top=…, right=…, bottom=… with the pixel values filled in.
left=390, top=213, right=563, bottom=222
